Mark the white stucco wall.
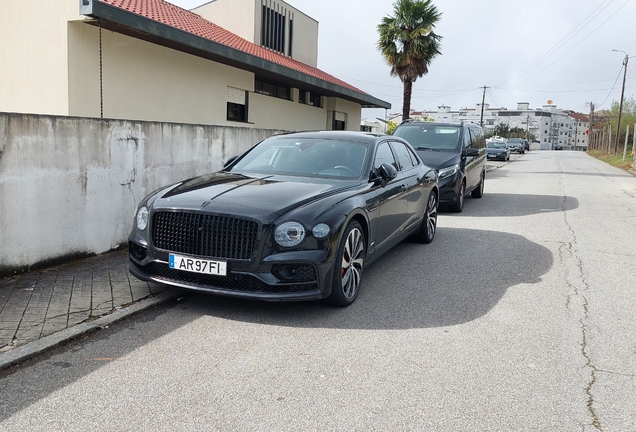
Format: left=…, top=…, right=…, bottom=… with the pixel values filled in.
left=249, top=93, right=326, bottom=131
left=0, top=112, right=286, bottom=272
left=0, top=0, right=84, bottom=115
left=68, top=23, right=255, bottom=126
left=193, top=0, right=318, bottom=67
left=192, top=0, right=257, bottom=43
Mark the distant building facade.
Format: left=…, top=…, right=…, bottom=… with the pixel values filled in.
left=388, top=102, right=588, bottom=150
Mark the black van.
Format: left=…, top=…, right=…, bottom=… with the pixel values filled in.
left=392, top=120, right=486, bottom=213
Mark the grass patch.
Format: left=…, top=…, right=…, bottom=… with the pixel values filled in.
left=588, top=148, right=635, bottom=171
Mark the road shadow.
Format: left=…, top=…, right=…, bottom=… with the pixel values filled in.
left=182, top=227, right=552, bottom=330
left=441, top=192, right=578, bottom=217
left=0, top=228, right=552, bottom=420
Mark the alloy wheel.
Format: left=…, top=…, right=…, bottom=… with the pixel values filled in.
left=341, top=227, right=364, bottom=299
left=426, top=193, right=437, bottom=240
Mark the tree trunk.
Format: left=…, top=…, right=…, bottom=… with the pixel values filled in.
left=402, top=80, right=413, bottom=122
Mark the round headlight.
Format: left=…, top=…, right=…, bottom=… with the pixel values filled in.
left=136, top=206, right=149, bottom=230
left=312, top=223, right=330, bottom=239
left=275, top=222, right=306, bottom=247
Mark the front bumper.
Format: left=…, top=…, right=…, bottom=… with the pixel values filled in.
left=437, top=173, right=461, bottom=204
left=129, top=241, right=333, bottom=302
left=487, top=152, right=506, bottom=161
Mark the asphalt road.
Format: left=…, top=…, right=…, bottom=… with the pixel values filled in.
left=1, top=151, right=635, bottom=431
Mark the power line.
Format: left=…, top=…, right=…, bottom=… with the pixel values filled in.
left=369, top=88, right=481, bottom=100
left=598, top=64, right=625, bottom=108
left=494, top=76, right=634, bottom=89
left=493, top=84, right=635, bottom=93
left=486, top=88, right=505, bottom=108
left=512, top=0, right=631, bottom=86
left=495, top=0, right=616, bottom=87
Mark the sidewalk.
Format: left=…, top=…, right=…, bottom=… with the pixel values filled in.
left=0, top=249, right=180, bottom=370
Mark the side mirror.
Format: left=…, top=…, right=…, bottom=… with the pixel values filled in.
left=223, top=155, right=239, bottom=169
left=466, top=148, right=479, bottom=157
left=378, top=163, right=398, bottom=187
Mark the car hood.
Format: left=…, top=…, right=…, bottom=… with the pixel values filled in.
left=150, top=171, right=358, bottom=221
left=415, top=151, right=460, bottom=171
left=487, top=147, right=507, bottom=152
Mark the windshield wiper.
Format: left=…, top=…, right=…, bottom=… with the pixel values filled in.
left=414, top=146, right=440, bottom=151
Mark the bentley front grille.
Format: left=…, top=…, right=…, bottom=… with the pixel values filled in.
left=153, top=211, right=259, bottom=260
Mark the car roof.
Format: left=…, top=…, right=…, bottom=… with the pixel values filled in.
left=269, top=130, right=384, bottom=144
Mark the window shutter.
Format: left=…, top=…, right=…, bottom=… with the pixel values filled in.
left=227, top=87, right=246, bottom=105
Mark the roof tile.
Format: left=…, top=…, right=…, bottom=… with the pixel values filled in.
left=100, top=0, right=366, bottom=95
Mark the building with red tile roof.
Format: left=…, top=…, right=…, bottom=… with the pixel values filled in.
left=0, top=0, right=389, bottom=131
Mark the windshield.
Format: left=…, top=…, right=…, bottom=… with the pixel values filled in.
left=487, top=142, right=507, bottom=149
left=507, top=138, right=522, bottom=143
left=227, top=137, right=369, bottom=178
left=393, top=125, right=460, bottom=151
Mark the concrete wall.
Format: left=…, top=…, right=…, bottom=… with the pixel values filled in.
left=0, top=112, right=286, bottom=273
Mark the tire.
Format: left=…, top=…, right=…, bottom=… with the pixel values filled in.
left=448, top=180, right=465, bottom=213
left=471, top=171, right=485, bottom=198
left=413, top=190, right=438, bottom=244
left=328, top=220, right=365, bottom=307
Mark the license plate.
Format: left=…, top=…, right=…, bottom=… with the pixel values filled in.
left=169, top=254, right=227, bottom=276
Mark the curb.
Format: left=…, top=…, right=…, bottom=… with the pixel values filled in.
left=0, top=289, right=181, bottom=372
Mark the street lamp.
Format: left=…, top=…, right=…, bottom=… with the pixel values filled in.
left=611, top=49, right=629, bottom=154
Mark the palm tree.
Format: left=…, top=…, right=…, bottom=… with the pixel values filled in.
left=378, top=0, right=442, bottom=122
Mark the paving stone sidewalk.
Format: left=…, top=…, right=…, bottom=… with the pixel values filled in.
left=0, top=249, right=172, bottom=354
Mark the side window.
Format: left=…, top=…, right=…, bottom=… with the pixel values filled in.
left=406, top=145, right=421, bottom=166
left=374, top=142, right=397, bottom=173
left=391, top=142, right=416, bottom=171
left=470, top=127, right=486, bottom=149
left=463, top=127, right=474, bottom=148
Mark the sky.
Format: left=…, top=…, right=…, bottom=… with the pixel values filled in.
left=167, top=0, right=635, bottom=121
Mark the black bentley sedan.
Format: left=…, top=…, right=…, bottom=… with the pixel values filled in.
left=128, top=131, right=439, bottom=306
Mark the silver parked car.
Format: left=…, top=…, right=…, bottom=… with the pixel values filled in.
left=506, top=138, right=525, bottom=154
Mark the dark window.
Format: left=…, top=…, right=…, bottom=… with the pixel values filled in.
left=261, top=4, right=286, bottom=54
left=332, top=112, right=346, bottom=130
left=227, top=102, right=246, bottom=122
left=288, top=17, right=293, bottom=56
left=360, top=125, right=373, bottom=132
left=374, top=142, right=397, bottom=173
left=299, top=91, right=323, bottom=108
left=255, top=78, right=290, bottom=101
left=227, top=87, right=248, bottom=122
left=391, top=142, right=416, bottom=171
left=333, top=119, right=345, bottom=130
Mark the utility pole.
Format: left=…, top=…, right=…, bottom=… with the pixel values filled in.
left=525, top=113, right=529, bottom=141
left=479, top=86, right=487, bottom=127
left=588, top=102, right=594, bottom=151
left=612, top=50, right=629, bottom=154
